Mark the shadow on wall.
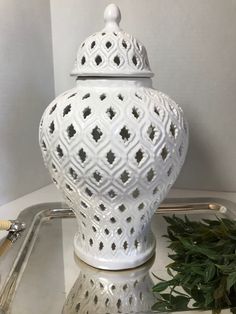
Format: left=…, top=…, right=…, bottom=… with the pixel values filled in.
left=0, top=0, right=54, bottom=206
left=175, top=120, right=226, bottom=192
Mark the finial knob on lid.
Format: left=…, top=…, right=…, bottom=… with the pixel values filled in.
left=104, top=3, right=121, bottom=31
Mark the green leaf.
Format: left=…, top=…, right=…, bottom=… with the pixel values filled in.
left=176, top=236, right=193, bottom=249
left=227, top=272, right=236, bottom=291
left=204, top=291, right=214, bottom=307
left=172, top=295, right=190, bottom=310
left=160, top=293, right=171, bottom=301
left=152, top=280, right=172, bottom=292
left=205, top=262, right=216, bottom=282
left=151, top=301, right=169, bottom=311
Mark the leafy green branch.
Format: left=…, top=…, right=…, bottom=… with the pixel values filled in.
left=152, top=215, right=236, bottom=313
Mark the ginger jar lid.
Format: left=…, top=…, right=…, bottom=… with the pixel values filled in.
left=71, top=4, right=153, bottom=78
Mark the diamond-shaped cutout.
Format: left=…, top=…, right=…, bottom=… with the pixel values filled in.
left=51, top=163, right=57, bottom=172
left=81, top=201, right=88, bottom=208
left=134, top=240, right=139, bottom=249
left=123, top=241, right=128, bottom=250
left=94, top=215, right=100, bottom=222
left=154, top=106, right=160, bottom=116
left=118, top=94, right=124, bottom=101
left=49, top=104, right=57, bottom=115
left=56, top=145, right=63, bottom=158
left=161, top=146, right=168, bottom=161
left=147, top=168, right=155, bottom=182
left=63, top=104, right=71, bottom=117
left=93, top=171, right=102, bottom=183
left=81, top=56, right=86, bottom=65
left=132, top=55, right=138, bottom=66
left=106, top=150, right=116, bottom=165
left=78, top=148, right=87, bottom=163
left=91, top=126, right=103, bottom=142
left=126, top=217, right=132, bottom=223
left=135, top=149, right=144, bottom=164
left=41, top=140, right=47, bottom=152
left=118, top=204, right=126, bottom=212
left=170, top=122, right=176, bottom=138
left=113, top=55, right=121, bottom=66
left=49, top=121, right=55, bottom=134
left=132, top=107, right=140, bottom=119
left=110, top=217, right=116, bottom=223
left=153, top=186, right=159, bottom=195
left=69, top=167, right=78, bottom=181
left=132, top=188, right=140, bottom=198
left=65, top=183, right=73, bottom=192
left=120, top=126, right=131, bottom=142
left=68, top=93, right=76, bottom=99
left=83, top=107, right=91, bottom=119
left=67, top=124, right=76, bottom=139
left=85, top=187, right=93, bottom=197
left=167, top=166, right=173, bottom=177
left=117, top=228, right=123, bottom=235
left=91, top=41, right=96, bottom=49
left=105, top=41, right=112, bottom=49
left=120, top=170, right=130, bottom=184
left=100, top=93, right=106, bottom=101
left=104, top=228, right=110, bottom=235
left=95, top=55, right=102, bottom=66
left=99, top=203, right=106, bottom=211
left=82, top=93, right=90, bottom=100
left=99, top=242, right=104, bottom=250
left=106, top=107, right=116, bottom=120
left=138, top=202, right=145, bottom=210
left=135, top=93, right=142, bottom=100
left=108, top=189, right=117, bottom=199
left=122, top=40, right=127, bottom=49
left=147, top=124, right=156, bottom=141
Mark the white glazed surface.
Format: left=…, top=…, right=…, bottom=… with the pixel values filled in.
left=39, top=77, right=188, bottom=269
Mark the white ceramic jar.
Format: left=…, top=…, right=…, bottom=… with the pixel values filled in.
left=39, top=4, right=188, bottom=270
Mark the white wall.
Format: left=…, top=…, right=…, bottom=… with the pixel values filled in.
left=0, top=0, right=54, bottom=205
left=1, top=0, right=235, bottom=206
left=50, top=0, right=236, bottom=192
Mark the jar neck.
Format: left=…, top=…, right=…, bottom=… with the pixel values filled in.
left=75, top=77, right=153, bottom=88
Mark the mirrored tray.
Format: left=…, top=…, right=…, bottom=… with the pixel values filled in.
left=0, top=198, right=236, bottom=314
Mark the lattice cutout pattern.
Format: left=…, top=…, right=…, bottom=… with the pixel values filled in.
left=39, top=85, right=188, bottom=269
left=71, top=30, right=152, bottom=77
left=62, top=260, right=155, bottom=314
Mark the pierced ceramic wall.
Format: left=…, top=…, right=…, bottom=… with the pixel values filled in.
left=71, top=30, right=152, bottom=77
left=39, top=80, right=188, bottom=269
left=39, top=4, right=188, bottom=270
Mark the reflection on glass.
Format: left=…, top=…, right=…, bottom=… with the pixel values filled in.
left=62, top=257, right=155, bottom=314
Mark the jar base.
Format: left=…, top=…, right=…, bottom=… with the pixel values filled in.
left=73, top=235, right=156, bottom=270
